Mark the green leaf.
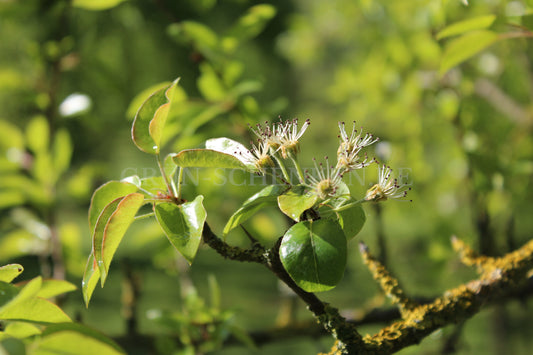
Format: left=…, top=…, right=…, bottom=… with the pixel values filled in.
left=132, top=79, right=180, bottom=154
left=154, top=196, right=207, bottom=264
left=280, top=219, right=347, bottom=292
left=223, top=184, right=287, bottom=236
left=0, top=282, right=19, bottom=308
left=277, top=185, right=318, bottom=222
left=99, top=193, right=145, bottom=284
left=126, top=81, right=173, bottom=120
left=92, top=198, right=122, bottom=282
left=72, top=0, right=127, bottom=11
left=82, top=254, right=100, bottom=307
left=172, top=149, right=253, bottom=170
left=204, top=137, right=258, bottom=170
left=198, top=63, right=227, bottom=101
left=0, top=298, right=71, bottom=323
left=0, top=120, right=24, bottom=151
left=0, top=264, right=23, bottom=283
left=440, top=30, right=500, bottom=75
left=25, top=116, right=49, bottom=153
left=335, top=205, right=366, bottom=240
left=88, top=181, right=139, bottom=234
left=224, top=4, right=277, bottom=48
left=38, top=323, right=125, bottom=355
left=37, top=280, right=77, bottom=299
left=1, top=277, right=42, bottom=312
left=2, top=322, right=41, bottom=339
left=436, top=15, right=496, bottom=40
left=52, top=128, right=72, bottom=178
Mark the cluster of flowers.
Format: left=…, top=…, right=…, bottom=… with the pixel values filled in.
left=245, top=118, right=410, bottom=203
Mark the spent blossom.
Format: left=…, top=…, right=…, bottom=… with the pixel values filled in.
left=305, top=156, right=343, bottom=200
left=365, top=165, right=410, bottom=202
left=336, top=121, right=378, bottom=172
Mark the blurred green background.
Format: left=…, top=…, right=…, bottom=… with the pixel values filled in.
left=1, top=0, right=533, bottom=354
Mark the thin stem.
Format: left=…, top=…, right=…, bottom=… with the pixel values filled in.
left=288, top=151, right=305, bottom=184
left=328, top=198, right=366, bottom=212
left=134, top=212, right=155, bottom=221
left=176, top=166, right=184, bottom=200
left=272, top=153, right=291, bottom=183
left=157, top=153, right=174, bottom=196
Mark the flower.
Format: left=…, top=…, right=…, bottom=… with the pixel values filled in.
left=305, top=156, right=343, bottom=200
left=249, top=118, right=311, bottom=159
left=336, top=121, right=378, bottom=172
left=248, top=139, right=275, bottom=173
left=365, top=165, right=411, bottom=202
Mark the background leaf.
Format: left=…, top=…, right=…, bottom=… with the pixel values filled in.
left=154, top=196, right=207, bottom=264
left=279, top=219, right=347, bottom=292
left=436, top=15, right=496, bottom=40
left=72, top=0, right=127, bottom=11
left=440, top=30, right=500, bottom=75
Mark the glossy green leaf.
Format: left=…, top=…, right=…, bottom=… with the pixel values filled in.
left=99, top=193, right=144, bottom=284
left=0, top=264, right=23, bottom=283
left=172, top=149, right=253, bottom=170
left=154, top=196, right=207, bottom=264
left=277, top=185, right=318, bottom=221
left=132, top=79, right=180, bottom=154
left=436, top=15, right=496, bottom=40
left=92, top=198, right=122, bottom=278
left=38, top=323, right=125, bottom=355
left=126, top=81, right=173, bottom=120
left=335, top=205, right=366, bottom=240
left=88, top=181, right=139, bottom=234
left=204, top=137, right=258, bottom=170
left=37, top=280, right=77, bottom=299
left=72, top=0, right=127, bottom=11
left=280, top=219, right=347, bottom=292
left=440, top=30, right=500, bottom=75
left=223, top=184, right=287, bottom=236
left=82, top=254, right=100, bottom=307
left=25, top=115, right=49, bottom=153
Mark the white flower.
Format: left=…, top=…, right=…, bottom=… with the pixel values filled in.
left=336, top=121, right=378, bottom=172
left=305, top=157, right=343, bottom=200
left=365, top=165, right=411, bottom=202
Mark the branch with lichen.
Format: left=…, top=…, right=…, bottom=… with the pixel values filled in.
left=331, top=236, right=533, bottom=354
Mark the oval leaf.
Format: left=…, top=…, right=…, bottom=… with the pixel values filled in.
left=280, top=219, right=347, bottom=292
left=37, top=280, right=77, bottom=299
left=205, top=137, right=257, bottom=169
left=172, top=149, right=252, bottom=170
left=82, top=254, right=100, bottom=307
left=99, top=193, right=145, bottom=284
left=88, top=181, right=139, bottom=234
left=0, top=298, right=71, bottom=324
left=223, top=184, right=287, bottom=236
left=72, top=0, right=127, bottom=11
left=335, top=205, right=366, bottom=240
left=277, top=185, right=318, bottom=222
left=39, top=323, right=125, bottom=355
left=132, top=79, right=180, bottom=154
left=440, top=30, right=500, bottom=75
left=154, top=196, right=207, bottom=264
left=436, top=15, right=496, bottom=40
left=0, top=264, right=23, bottom=283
